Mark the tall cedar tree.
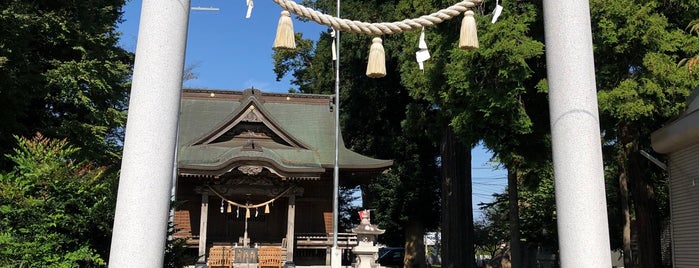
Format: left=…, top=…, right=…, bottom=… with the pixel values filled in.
left=0, top=0, right=132, bottom=168
left=273, top=1, right=442, bottom=266
left=592, top=0, right=699, bottom=267
left=276, top=0, right=699, bottom=267
left=404, top=1, right=699, bottom=268
left=396, top=1, right=548, bottom=267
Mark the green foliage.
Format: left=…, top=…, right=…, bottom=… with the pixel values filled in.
left=277, top=0, right=698, bottom=267
left=516, top=167, right=557, bottom=248
left=272, top=32, right=319, bottom=92
left=338, top=186, right=362, bottom=230
left=0, top=0, right=129, bottom=263
left=398, top=4, right=551, bottom=266
left=445, top=1, right=548, bottom=167
left=678, top=19, right=699, bottom=74
left=273, top=0, right=442, bottom=248
left=0, top=0, right=132, bottom=167
left=594, top=0, right=699, bottom=122
left=473, top=198, right=509, bottom=258
left=477, top=163, right=557, bottom=251
left=0, top=134, right=117, bottom=267
left=591, top=1, right=699, bottom=266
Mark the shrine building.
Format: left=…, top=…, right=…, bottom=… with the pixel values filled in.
left=172, top=88, right=392, bottom=266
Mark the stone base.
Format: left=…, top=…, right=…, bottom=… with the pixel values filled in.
left=354, top=254, right=380, bottom=268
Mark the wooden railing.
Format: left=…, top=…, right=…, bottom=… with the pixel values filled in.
left=295, top=233, right=358, bottom=249
left=207, top=246, right=288, bottom=267
left=258, top=246, right=283, bottom=268
left=207, top=246, right=234, bottom=268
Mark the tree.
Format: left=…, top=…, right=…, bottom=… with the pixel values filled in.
left=274, top=2, right=443, bottom=267
left=183, top=62, right=201, bottom=83
left=478, top=161, right=557, bottom=265
left=0, top=134, right=117, bottom=267
left=438, top=129, right=474, bottom=268
left=338, top=185, right=362, bottom=230
left=473, top=217, right=507, bottom=260
left=0, top=0, right=132, bottom=168
left=592, top=1, right=699, bottom=266
left=276, top=1, right=550, bottom=266
left=678, top=19, right=699, bottom=72
left=404, top=2, right=698, bottom=268
left=395, top=1, right=549, bottom=267
left=275, top=1, right=699, bottom=268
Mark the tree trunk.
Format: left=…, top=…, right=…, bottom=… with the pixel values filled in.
left=508, top=169, right=521, bottom=268
left=618, top=123, right=662, bottom=268
left=616, top=123, right=634, bottom=268
left=404, top=220, right=427, bottom=268
left=618, top=156, right=633, bottom=268
left=628, top=151, right=662, bottom=268
left=440, top=129, right=474, bottom=268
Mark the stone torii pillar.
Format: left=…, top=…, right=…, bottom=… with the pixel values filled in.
left=108, top=0, right=190, bottom=266
left=542, top=0, right=612, bottom=267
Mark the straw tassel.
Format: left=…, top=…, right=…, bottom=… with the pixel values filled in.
left=366, top=37, right=386, bottom=78
left=273, top=10, right=296, bottom=50
left=246, top=208, right=251, bottom=218
left=459, top=10, right=479, bottom=50
left=227, top=203, right=232, bottom=213
left=265, top=203, right=270, bottom=214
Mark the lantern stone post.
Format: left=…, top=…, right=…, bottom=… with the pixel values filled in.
left=351, top=210, right=385, bottom=268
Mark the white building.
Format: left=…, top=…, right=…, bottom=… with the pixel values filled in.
left=651, top=86, right=699, bottom=268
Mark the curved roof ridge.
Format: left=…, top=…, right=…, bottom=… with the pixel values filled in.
left=178, top=88, right=393, bottom=177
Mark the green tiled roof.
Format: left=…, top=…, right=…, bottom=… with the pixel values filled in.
left=177, top=88, right=392, bottom=177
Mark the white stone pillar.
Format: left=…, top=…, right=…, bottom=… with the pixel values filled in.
left=542, top=1, right=612, bottom=267
left=198, top=193, right=209, bottom=264
left=108, top=0, right=190, bottom=267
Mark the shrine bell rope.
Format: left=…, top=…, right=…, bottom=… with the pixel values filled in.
left=272, top=0, right=480, bottom=35
left=207, top=185, right=294, bottom=216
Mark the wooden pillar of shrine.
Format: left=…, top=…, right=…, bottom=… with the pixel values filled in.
left=198, top=193, right=209, bottom=264
left=286, top=195, right=296, bottom=263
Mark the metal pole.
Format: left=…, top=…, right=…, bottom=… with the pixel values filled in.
left=542, top=0, right=612, bottom=267
left=331, top=1, right=342, bottom=267
left=109, top=0, right=190, bottom=266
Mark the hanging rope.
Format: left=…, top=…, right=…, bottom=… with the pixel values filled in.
left=271, top=0, right=481, bottom=35
left=207, top=185, right=294, bottom=209
left=271, top=0, right=481, bottom=76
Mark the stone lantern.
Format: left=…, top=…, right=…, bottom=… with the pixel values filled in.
left=351, top=210, right=385, bottom=268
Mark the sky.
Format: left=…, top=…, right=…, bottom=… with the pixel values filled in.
left=118, top=0, right=325, bottom=91
left=117, top=0, right=507, bottom=220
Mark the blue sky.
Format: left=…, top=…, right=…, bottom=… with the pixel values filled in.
left=117, top=0, right=507, bottom=220
left=118, top=0, right=325, bottom=91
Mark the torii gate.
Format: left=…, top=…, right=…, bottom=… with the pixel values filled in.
left=107, top=0, right=611, bottom=267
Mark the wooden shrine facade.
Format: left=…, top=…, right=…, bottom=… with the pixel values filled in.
left=173, top=88, right=392, bottom=266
